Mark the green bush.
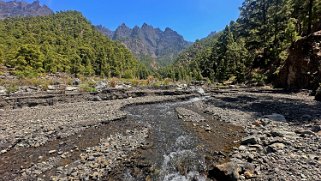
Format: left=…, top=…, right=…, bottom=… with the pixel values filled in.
left=79, top=84, right=96, bottom=93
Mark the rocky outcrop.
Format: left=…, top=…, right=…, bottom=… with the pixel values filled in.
left=276, top=31, right=321, bottom=90
left=0, top=0, right=53, bottom=19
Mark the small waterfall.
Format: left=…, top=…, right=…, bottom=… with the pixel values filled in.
left=159, top=136, right=207, bottom=181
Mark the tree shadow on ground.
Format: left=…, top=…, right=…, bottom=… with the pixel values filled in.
left=206, top=91, right=321, bottom=125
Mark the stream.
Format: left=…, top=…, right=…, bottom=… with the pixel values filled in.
left=124, top=97, right=208, bottom=181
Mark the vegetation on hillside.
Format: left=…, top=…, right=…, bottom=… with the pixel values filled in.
left=0, top=11, right=149, bottom=79
left=165, top=0, right=321, bottom=84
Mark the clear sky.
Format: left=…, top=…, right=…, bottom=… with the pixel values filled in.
left=26, top=0, right=243, bottom=42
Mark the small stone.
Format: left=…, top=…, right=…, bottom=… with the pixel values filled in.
left=92, top=96, right=102, bottom=101
left=300, top=130, right=316, bottom=136
left=33, top=170, right=42, bottom=175
left=65, top=86, right=78, bottom=91
left=270, top=129, right=296, bottom=138
left=47, top=85, right=56, bottom=90
left=87, top=156, right=95, bottom=161
left=73, top=78, right=81, bottom=86
left=244, top=171, right=254, bottom=179
left=267, top=143, right=285, bottom=153
left=48, top=150, right=57, bottom=154
left=239, top=145, right=247, bottom=151
left=249, top=144, right=263, bottom=151
left=0, top=150, right=7, bottom=154
left=241, top=136, right=258, bottom=145
left=311, top=125, right=321, bottom=133
left=253, top=120, right=263, bottom=127
left=205, top=125, right=211, bottom=132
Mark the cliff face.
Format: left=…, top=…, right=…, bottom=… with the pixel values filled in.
left=0, top=0, right=53, bottom=19
left=276, top=31, right=321, bottom=90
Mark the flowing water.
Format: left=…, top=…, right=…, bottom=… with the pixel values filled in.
left=124, top=97, right=208, bottom=181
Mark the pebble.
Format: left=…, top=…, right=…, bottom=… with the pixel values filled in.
left=48, top=150, right=57, bottom=154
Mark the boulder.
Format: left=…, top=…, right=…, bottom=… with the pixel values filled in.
left=95, top=81, right=107, bottom=91
left=241, top=136, right=259, bottom=145
left=211, top=162, right=240, bottom=181
left=276, top=31, right=321, bottom=90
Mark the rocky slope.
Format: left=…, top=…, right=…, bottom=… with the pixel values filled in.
left=96, top=23, right=191, bottom=67
left=0, top=0, right=53, bottom=19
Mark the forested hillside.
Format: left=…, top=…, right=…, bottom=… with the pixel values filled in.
left=0, top=11, right=149, bottom=79
left=169, top=0, right=321, bottom=84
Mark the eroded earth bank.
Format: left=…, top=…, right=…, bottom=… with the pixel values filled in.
left=0, top=87, right=321, bottom=181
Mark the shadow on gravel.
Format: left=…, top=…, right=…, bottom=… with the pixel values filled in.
left=207, top=94, right=321, bottom=124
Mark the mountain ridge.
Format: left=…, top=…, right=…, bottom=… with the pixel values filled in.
left=0, top=0, right=53, bottom=19
left=96, top=23, right=192, bottom=67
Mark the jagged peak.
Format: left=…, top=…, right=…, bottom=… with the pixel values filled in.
left=164, top=27, right=174, bottom=32
left=142, top=23, right=153, bottom=29
left=120, top=23, right=129, bottom=28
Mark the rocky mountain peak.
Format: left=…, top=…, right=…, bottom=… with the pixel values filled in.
left=97, top=23, right=191, bottom=67
left=0, top=0, right=53, bottom=19
left=113, top=23, right=132, bottom=39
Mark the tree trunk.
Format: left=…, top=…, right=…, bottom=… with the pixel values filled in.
left=307, top=0, right=313, bottom=34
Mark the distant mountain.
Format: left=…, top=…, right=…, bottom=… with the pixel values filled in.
left=96, top=23, right=192, bottom=67
left=0, top=0, right=53, bottom=19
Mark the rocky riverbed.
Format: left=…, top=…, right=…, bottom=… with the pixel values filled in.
left=204, top=88, right=321, bottom=180
left=0, top=87, right=320, bottom=181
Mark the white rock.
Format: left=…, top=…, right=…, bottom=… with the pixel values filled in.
left=47, top=85, right=56, bottom=90
left=65, top=86, right=78, bottom=91
left=196, top=87, right=205, bottom=95
left=0, top=86, right=6, bottom=95
left=48, top=150, right=57, bottom=154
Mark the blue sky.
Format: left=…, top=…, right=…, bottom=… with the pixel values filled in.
left=26, top=0, right=243, bottom=42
